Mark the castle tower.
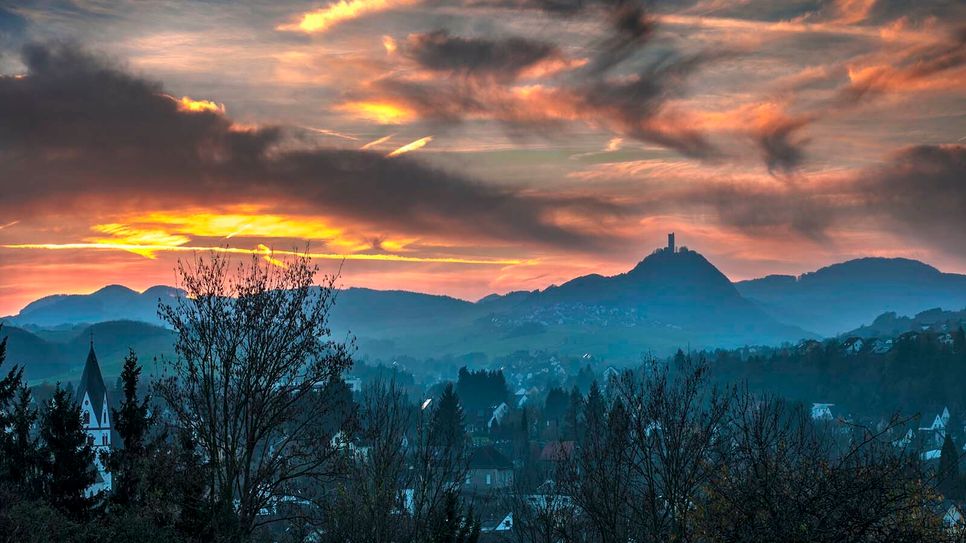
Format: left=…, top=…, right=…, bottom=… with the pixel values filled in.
left=667, top=232, right=675, bottom=253
left=76, top=334, right=112, bottom=495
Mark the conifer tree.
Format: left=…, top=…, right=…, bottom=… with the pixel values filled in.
left=107, top=349, right=152, bottom=507
left=0, top=331, right=23, bottom=487
left=562, top=386, right=582, bottom=441
left=938, top=433, right=961, bottom=498
left=427, top=490, right=480, bottom=543
left=583, top=381, right=605, bottom=442
left=40, top=385, right=95, bottom=518
left=6, top=384, right=42, bottom=495
left=432, top=383, right=465, bottom=448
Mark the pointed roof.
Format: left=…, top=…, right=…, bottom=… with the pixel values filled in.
left=76, top=336, right=108, bottom=424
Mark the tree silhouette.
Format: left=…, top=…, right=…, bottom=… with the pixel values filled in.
left=40, top=385, right=95, bottom=518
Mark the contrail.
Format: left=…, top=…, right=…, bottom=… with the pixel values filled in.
left=361, top=134, right=395, bottom=150
left=386, top=136, right=433, bottom=157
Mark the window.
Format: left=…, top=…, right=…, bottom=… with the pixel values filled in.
left=88, top=436, right=94, bottom=446
left=82, top=412, right=90, bottom=425
left=486, top=473, right=492, bottom=485
left=102, top=434, right=108, bottom=446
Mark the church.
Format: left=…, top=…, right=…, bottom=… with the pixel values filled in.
left=76, top=337, right=113, bottom=495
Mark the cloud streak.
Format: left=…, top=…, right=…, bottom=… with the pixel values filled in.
left=278, top=0, right=419, bottom=33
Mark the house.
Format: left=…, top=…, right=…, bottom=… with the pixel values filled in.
left=465, top=446, right=513, bottom=490
left=481, top=512, right=513, bottom=534
left=871, top=338, right=893, bottom=354
left=488, top=402, right=510, bottom=429
left=941, top=501, right=964, bottom=532
left=919, top=407, right=950, bottom=448
left=842, top=337, right=864, bottom=355
left=515, top=388, right=529, bottom=409
left=344, top=376, right=363, bottom=393
left=76, top=337, right=112, bottom=496
left=524, top=480, right=575, bottom=514
left=811, top=403, right=835, bottom=421
left=893, top=428, right=914, bottom=449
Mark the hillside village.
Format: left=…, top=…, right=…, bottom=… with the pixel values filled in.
left=13, top=321, right=964, bottom=539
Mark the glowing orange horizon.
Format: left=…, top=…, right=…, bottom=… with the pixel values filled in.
left=2, top=241, right=530, bottom=266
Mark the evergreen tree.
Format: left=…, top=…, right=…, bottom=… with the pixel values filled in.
left=583, top=381, right=605, bottom=443
left=427, top=490, right=480, bottom=543
left=6, top=384, right=42, bottom=495
left=938, top=433, right=961, bottom=498
left=0, top=330, right=25, bottom=488
left=107, top=349, right=152, bottom=507
left=562, top=386, right=582, bottom=441
left=432, top=383, right=465, bottom=448
left=40, top=385, right=96, bottom=518
left=174, top=427, right=213, bottom=540
left=544, top=387, right=569, bottom=423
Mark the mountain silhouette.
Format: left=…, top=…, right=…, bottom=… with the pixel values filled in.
left=6, top=249, right=966, bottom=377
left=11, top=285, right=183, bottom=327
left=735, top=257, right=966, bottom=336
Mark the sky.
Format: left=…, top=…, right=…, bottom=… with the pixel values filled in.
left=0, top=0, right=964, bottom=316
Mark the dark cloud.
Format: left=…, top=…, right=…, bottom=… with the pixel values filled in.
left=365, top=0, right=725, bottom=160
left=858, top=144, right=966, bottom=253
left=0, top=43, right=624, bottom=250
left=668, top=143, right=965, bottom=251
left=585, top=3, right=656, bottom=76
left=754, top=113, right=812, bottom=176
left=368, top=46, right=719, bottom=158
left=577, top=51, right=718, bottom=157
left=698, top=183, right=836, bottom=241
left=403, top=30, right=562, bottom=81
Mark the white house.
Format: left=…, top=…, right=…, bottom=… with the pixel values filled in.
left=811, top=403, right=835, bottom=421
left=919, top=407, right=950, bottom=448
left=488, top=402, right=510, bottom=429
left=76, top=339, right=112, bottom=495
left=942, top=502, right=963, bottom=532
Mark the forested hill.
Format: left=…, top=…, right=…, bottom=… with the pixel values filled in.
left=706, top=326, right=966, bottom=417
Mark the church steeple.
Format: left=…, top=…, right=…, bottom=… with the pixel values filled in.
left=77, top=330, right=112, bottom=495
left=77, top=333, right=108, bottom=428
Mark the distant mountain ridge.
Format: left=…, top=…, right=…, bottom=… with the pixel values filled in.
left=735, top=257, right=966, bottom=336
left=5, top=250, right=966, bottom=378
left=12, top=284, right=184, bottom=327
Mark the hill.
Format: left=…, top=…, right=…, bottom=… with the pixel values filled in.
left=1, top=321, right=175, bottom=384
left=843, top=308, right=966, bottom=339
left=7, top=285, right=183, bottom=327
left=14, top=248, right=966, bottom=372
left=735, top=258, right=966, bottom=336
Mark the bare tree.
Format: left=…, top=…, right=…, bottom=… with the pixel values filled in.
left=155, top=251, right=352, bottom=538
left=319, top=379, right=472, bottom=543
left=698, top=389, right=947, bottom=542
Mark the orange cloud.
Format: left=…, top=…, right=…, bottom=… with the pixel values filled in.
left=337, top=100, right=416, bottom=124
left=170, top=95, right=226, bottom=114
left=278, top=0, right=419, bottom=34
left=3, top=241, right=528, bottom=266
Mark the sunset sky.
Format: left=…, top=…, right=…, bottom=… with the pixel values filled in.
left=0, top=0, right=964, bottom=316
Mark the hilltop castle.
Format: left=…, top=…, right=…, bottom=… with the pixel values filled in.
left=76, top=337, right=112, bottom=495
